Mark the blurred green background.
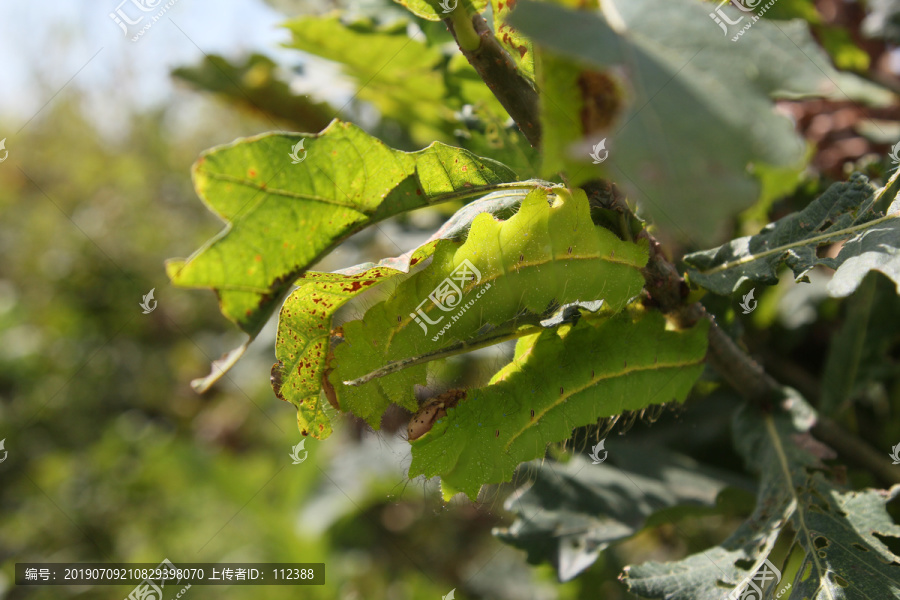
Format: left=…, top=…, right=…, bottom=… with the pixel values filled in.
left=0, top=1, right=560, bottom=598
left=4, top=0, right=900, bottom=598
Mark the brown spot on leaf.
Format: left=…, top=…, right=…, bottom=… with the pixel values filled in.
left=271, top=361, right=285, bottom=400
left=577, top=70, right=623, bottom=135
left=342, top=279, right=376, bottom=292
left=407, top=389, right=467, bottom=441
left=322, top=361, right=340, bottom=411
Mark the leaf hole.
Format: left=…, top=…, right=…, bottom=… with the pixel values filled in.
left=874, top=533, right=900, bottom=556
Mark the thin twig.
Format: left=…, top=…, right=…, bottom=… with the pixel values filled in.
left=344, top=321, right=544, bottom=387
left=445, top=10, right=541, bottom=148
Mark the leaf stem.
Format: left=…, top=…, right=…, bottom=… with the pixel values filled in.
left=700, top=167, right=900, bottom=277
left=425, top=181, right=551, bottom=207
left=343, top=320, right=546, bottom=387
left=698, top=211, right=900, bottom=277
left=446, top=6, right=481, bottom=51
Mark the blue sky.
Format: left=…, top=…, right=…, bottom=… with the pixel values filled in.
left=0, top=0, right=349, bottom=139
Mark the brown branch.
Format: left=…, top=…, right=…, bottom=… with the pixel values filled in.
left=636, top=227, right=900, bottom=485
left=445, top=10, right=541, bottom=148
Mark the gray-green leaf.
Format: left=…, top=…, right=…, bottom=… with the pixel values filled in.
left=623, top=390, right=900, bottom=600
left=510, top=0, right=886, bottom=246
left=685, top=172, right=900, bottom=297
left=495, top=445, right=749, bottom=582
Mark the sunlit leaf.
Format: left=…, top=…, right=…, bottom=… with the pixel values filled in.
left=491, top=0, right=535, bottom=82
left=172, top=54, right=333, bottom=131
left=273, top=187, right=534, bottom=438
left=167, top=120, right=516, bottom=390
left=284, top=15, right=450, bottom=143
left=329, top=186, right=649, bottom=429
left=409, top=309, right=709, bottom=500
left=393, top=0, right=487, bottom=22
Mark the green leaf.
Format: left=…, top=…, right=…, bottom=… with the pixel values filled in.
left=167, top=120, right=517, bottom=390
left=449, top=97, right=539, bottom=179
left=817, top=26, right=871, bottom=71
left=393, top=0, right=487, bottom=22
left=273, top=187, right=535, bottom=438
left=509, top=0, right=879, bottom=245
left=284, top=15, right=451, bottom=143
left=329, top=186, right=650, bottom=428
left=491, top=0, right=535, bottom=82
left=274, top=243, right=437, bottom=439
left=495, top=446, right=747, bottom=582
left=863, top=0, right=900, bottom=44
left=409, top=309, right=709, bottom=500
left=171, top=53, right=333, bottom=132
left=685, top=172, right=900, bottom=297
left=820, top=273, right=900, bottom=416
left=820, top=275, right=878, bottom=417
left=829, top=197, right=900, bottom=298
left=623, top=390, right=900, bottom=600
